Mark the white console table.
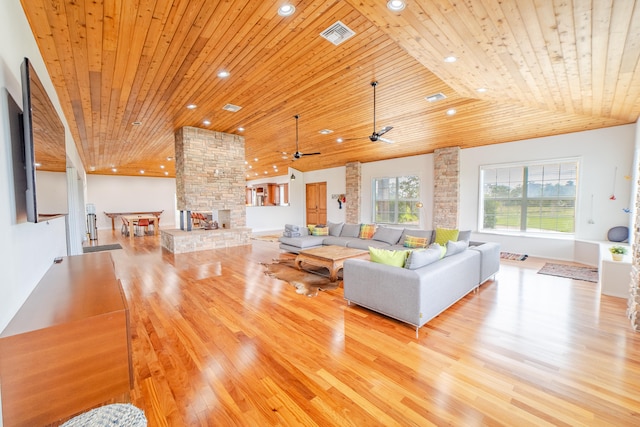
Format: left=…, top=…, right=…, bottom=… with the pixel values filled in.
left=574, top=240, right=631, bottom=299
left=599, top=243, right=632, bottom=298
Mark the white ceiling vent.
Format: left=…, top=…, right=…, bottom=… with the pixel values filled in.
left=320, top=21, right=356, bottom=46
left=222, top=103, right=242, bottom=112
left=425, top=93, right=447, bottom=102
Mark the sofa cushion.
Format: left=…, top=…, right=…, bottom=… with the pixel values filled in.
left=399, top=229, right=433, bottom=246
left=359, top=224, right=376, bottom=239
left=322, top=236, right=354, bottom=247
left=445, top=240, right=469, bottom=257
left=347, top=239, right=391, bottom=250
left=457, top=230, right=471, bottom=242
left=372, top=227, right=403, bottom=245
left=327, top=221, right=344, bottom=237
left=404, top=247, right=442, bottom=270
left=340, top=223, right=361, bottom=238
left=403, top=235, right=429, bottom=248
left=430, top=243, right=447, bottom=259
left=369, top=247, right=409, bottom=268
left=434, top=227, right=460, bottom=245
left=278, top=235, right=326, bottom=249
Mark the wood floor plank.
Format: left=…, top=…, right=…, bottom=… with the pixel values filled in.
left=83, top=230, right=640, bottom=426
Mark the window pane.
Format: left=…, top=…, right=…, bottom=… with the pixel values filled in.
left=480, top=161, right=577, bottom=234
left=373, top=176, right=420, bottom=225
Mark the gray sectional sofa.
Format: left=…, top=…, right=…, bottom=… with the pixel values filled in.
left=343, top=240, right=500, bottom=337
left=278, top=222, right=500, bottom=337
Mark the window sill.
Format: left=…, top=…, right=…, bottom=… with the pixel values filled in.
left=476, top=230, right=575, bottom=241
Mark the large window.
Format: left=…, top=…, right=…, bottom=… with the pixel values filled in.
left=480, top=160, right=578, bottom=234
left=373, top=176, right=420, bottom=225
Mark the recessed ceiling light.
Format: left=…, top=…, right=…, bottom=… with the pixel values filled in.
left=444, top=56, right=457, bottom=63
left=164, top=171, right=169, bottom=176
left=254, top=172, right=258, bottom=176
left=89, top=166, right=95, bottom=171
left=278, top=4, right=295, bottom=16
left=217, top=70, right=230, bottom=78
left=337, top=138, right=343, bottom=143
left=244, top=160, right=248, bottom=164
left=132, top=121, right=142, bottom=126
left=264, top=171, right=268, bottom=175
left=166, top=157, right=173, bottom=161
left=203, top=120, right=211, bottom=125
left=387, top=0, right=406, bottom=11
left=238, top=127, right=245, bottom=132
left=249, top=165, right=252, bottom=169
left=273, top=165, right=277, bottom=169
left=254, top=158, right=259, bottom=161
left=140, top=170, right=145, bottom=174
left=186, top=104, right=197, bottom=109
left=477, top=87, right=487, bottom=93
left=319, top=129, right=333, bottom=134
left=246, top=174, right=250, bottom=178
left=446, top=108, right=457, bottom=116
left=112, top=168, right=117, bottom=172
left=160, top=165, right=165, bottom=169
left=274, top=169, right=278, bottom=173
left=282, top=155, right=288, bottom=159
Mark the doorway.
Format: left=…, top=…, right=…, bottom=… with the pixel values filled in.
left=306, top=182, right=327, bottom=225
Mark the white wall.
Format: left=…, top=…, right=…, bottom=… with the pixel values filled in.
left=0, top=0, right=79, bottom=338
left=361, top=154, right=434, bottom=229
left=86, top=175, right=177, bottom=230
left=460, top=124, right=636, bottom=260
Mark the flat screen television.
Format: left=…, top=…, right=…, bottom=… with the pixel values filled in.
left=21, top=57, right=67, bottom=222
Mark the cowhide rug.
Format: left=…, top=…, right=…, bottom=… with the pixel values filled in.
left=262, top=257, right=340, bottom=297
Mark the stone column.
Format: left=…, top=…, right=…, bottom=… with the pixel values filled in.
left=433, top=147, right=460, bottom=229
left=628, top=179, right=640, bottom=331
left=345, top=162, right=361, bottom=224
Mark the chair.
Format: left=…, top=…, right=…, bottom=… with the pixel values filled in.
left=120, top=217, right=130, bottom=236
left=136, top=218, right=150, bottom=236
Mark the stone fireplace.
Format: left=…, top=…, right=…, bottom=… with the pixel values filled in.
left=161, top=126, right=251, bottom=253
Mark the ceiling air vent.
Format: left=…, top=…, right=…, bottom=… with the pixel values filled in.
left=320, top=21, right=356, bottom=46
left=425, top=93, right=447, bottom=102
left=222, top=103, right=242, bottom=112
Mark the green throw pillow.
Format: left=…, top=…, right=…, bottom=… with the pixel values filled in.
left=434, top=227, right=459, bottom=245
left=369, top=247, right=409, bottom=268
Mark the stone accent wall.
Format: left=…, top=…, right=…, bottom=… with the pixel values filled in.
left=433, top=147, right=460, bottom=229
left=345, top=162, right=361, bottom=224
left=629, top=183, right=640, bottom=331
left=175, top=126, right=246, bottom=228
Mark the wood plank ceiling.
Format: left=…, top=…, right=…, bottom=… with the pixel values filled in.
left=20, top=0, right=640, bottom=178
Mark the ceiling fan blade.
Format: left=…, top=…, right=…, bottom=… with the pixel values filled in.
left=377, top=125, right=393, bottom=136
left=301, top=152, right=321, bottom=156
left=378, top=136, right=394, bottom=144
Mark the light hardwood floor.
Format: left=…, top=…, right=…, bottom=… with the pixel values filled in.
left=87, top=230, right=640, bottom=426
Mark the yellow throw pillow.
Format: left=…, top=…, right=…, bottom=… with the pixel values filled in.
left=369, top=247, right=409, bottom=268
left=311, top=226, right=328, bottom=236
left=358, top=224, right=376, bottom=239
left=403, top=235, right=428, bottom=248
left=434, top=227, right=459, bottom=245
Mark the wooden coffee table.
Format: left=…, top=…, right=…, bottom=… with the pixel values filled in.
left=295, top=245, right=370, bottom=282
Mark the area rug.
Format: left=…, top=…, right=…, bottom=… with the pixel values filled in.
left=262, top=258, right=339, bottom=297
left=83, top=244, right=123, bottom=253
left=500, top=252, right=528, bottom=261
left=537, top=263, right=598, bottom=283
left=252, top=234, right=281, bottom=242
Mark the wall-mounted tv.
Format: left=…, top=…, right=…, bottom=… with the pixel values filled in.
left=21, top=57, right=67, bottom=222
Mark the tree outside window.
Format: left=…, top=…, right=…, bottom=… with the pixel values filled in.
left=480, top=161, right=578, bottom=234
left=373, top=176, right=420, bottom=225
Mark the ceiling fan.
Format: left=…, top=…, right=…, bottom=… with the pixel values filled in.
left=341, top=81, right=395, bottom=144
left=291, top=114, right=321, bottom=159
left=368, top=81, right=394, bottom=143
